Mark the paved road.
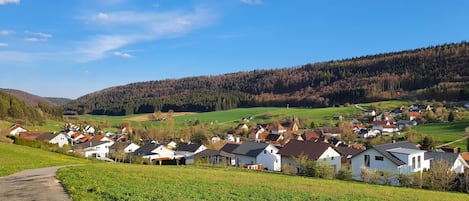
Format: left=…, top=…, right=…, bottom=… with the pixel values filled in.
left=0, top=166, right=72, bottom=201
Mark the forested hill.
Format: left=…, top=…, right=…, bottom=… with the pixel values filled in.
left=0, top=91, right=63, bottom=125
left=0, top=88, right=57, bottom=107
left=65, top=42, right=469, bottom=115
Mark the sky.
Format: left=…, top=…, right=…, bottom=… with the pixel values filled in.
left=1, top=0, right=468, bottom=99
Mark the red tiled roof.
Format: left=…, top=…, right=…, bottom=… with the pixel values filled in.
left=303, top=130, right=320, bottom=141
left=18, top=131, right=44, bottom=141
left=409, top=112, right=420, bottom=117
left=461, top=152, right=469, bottom=162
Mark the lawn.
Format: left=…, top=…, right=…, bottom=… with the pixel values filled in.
left=0, top=143, right=92, bottom=176
left=58, top=163, right=468, bottom=201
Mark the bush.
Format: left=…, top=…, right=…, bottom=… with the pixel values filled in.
left=336, top=168, right=353, bottom=181
left=397, top=173, right=412, bottom=187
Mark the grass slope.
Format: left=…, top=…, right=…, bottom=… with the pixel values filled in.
left=413, top=120, right=469, bottom=152
left=58, top=164, right=467, bottom=201
left=0, top=143, right=91, bottom=176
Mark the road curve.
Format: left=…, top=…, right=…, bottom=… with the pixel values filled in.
left=0, top=166, right=72, bottom=201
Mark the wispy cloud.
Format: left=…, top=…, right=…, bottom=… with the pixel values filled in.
left=24, top=31, right=52, bottom=42
left=0, top=0, right=20, bottom=5
left=77, top=6, right=216, bottom=62
left=0, top=43, right=8, bottom=47
left=0, top=30, right=14, bottom=35
left=240, top=0, right=262, bottom=5
left=113, top=51, right=133, bottom=58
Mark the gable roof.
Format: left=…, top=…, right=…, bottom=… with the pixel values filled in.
left=219, top=143, right=240, bottom=154
left=372, top=141, right=420, bottom=166
left=176, top=143, right=203, bottom=152
left=424, top=152, right=459, bottom=165
left=18, top=131, right=44, bottom=141
left=265, top=134, right=281, bottom=142
left=133, top=142, right=161, bottom=156
left=462, top=152, right=469, bottom=163
left=277, top=140, right=332, bottom=160
left=232, top=141, right=269, bottom=157
left=72, top=140, right=109, bottom=150
left=36, top=133, right=61, bottom=141
left=195, top=149, right=220, bottom=158
left=335, top=146, right=364, bottom=158
left=302, top=130, right=321, bottom=141
left=109, top=141, right=132, bottom=150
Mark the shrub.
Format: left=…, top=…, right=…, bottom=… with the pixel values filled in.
left=336, top=168, right=353, bottom=181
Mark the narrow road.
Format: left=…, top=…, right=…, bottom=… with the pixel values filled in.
left=0, top=166, right=72, bottom=201
left=436, top=136, right=468, bottom=148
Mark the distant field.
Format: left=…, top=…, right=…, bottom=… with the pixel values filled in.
left=27, top=119, right=65, bottom=132
left=413, top=120, right=469, bottom=152
left=58, top=163, right=468, bottom=201
left=359, top=100, right=413, bottom=109
left=0, top=143, right=91, bottom=176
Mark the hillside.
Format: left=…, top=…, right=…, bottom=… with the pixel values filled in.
left=0, top=91, right=63, bottom=125
left=0, top=88, right=57, bottom=107
left=45, top=97, right=73, bottom=106
left=65, top=42, right=469, bottom=115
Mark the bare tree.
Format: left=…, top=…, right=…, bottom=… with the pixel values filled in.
left=425, top=159, right=457, bottom=191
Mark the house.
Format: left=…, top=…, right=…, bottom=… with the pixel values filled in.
left=302, top=130, right=322, bottom=141
left=176, top=143, right=207, bottom=164
left=357, top=129, right=381, bottom=138
left=282, top=131, right=304, bottom=145
left=72, top=140, right=114, bottom=158
left=236, top=123, right=249, bottom=133
left=271, top=124, right=287, bottom=135
left=83, top=125, right=95, bottom=134
left=424, top=152, right=469, bottom=174
left=408, top=112, right=420, bottom=121
left=250, top=125, right=266, bottom=142
left=364, top=110, right=376, bottom=117
left=351, top=141, right=430, bottom=183
left=8, top=125, right=27, bottom=136
left=461, top=152, right=469, bottom=165
left=194, top=149, right=223, bottom=165
left=397, top=120, right=418, bottom=129
left=264, top=134, right=283, bottom=143
left=408, top=104, right=431, bottom=113
left=372, top=121, right=391, bottom=131
left=278, top=140, right=341, bottom=174
left=92, top=135, right=114, bottom=142
left=36, top=133, right=69, bottom=147
left=211, top=136, right=221, bottom=144
left=18, top=131, right=44, bottom=141
left=232, top=141, right=281, bottom=171
left=219, top=143, right=240, bottom=166
left=134, top=142, right=181, bottom=164
left=71, top=132, right=85, bottom=143
left=109, top=141, right=140, bottom=153
left=334, top=146, right=365, bottom=169
left=320, top=127, right=341, bottom=138
left=381, top=125, right=399, bottom=133
left=78, top=134, right=94, bottom=143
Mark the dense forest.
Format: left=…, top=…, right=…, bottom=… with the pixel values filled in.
left=0, top=91, right=63, bottom=125
left=65, top=42, right=469, bottom=115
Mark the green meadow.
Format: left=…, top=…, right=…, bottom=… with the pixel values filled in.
left=0, top=143, right=91, bottom=176
left=58, top=163, right=468, bottom=201
left=413, top=120, right=469, bottom=151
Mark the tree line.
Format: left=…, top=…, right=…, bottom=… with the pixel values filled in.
left=65, top=42, right=469, bottom=115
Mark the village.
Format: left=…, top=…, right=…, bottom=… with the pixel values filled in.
left=7, top=103, right=469, bottom=187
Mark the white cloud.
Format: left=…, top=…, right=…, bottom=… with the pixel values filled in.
left=113, top=51, right=133, bottom=58
left=0, top=0, right=20, bottom=5
left=0, top=30, right=13, bottom=35
left=25, top=31, right=52, bottom=38
left=78, top=7, right=216, bottom=62
left=96, top=12, right=109, bottom=21
left=25, top=37, right=40, bottom=42
left=0, top=43, right=8, bottom=47
left=240, top=0, right=262, bottom=5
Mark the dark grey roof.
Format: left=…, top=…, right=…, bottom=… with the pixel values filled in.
left=373, top=141, right=420, bottom=166
left=35, top=133, right=57, bottom=141
left=277, top=140, right=332, bottom=160
left=133, top=143, right=161, bottom=156
left=176, top=143, right=203, bottom=152
left=424, top=152, right=459, bottom=165
left=195, top=149, right=220, bottom=158
left=219, top=143, right=240, bottom=154
left=72, top=140, right=109, bottom=150
left=232, top=141, right=269, bottom=157
left=265, top=134, right=281, bottom=142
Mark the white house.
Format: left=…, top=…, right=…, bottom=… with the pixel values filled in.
left=36, top=133, right=69, bottom=147
left=278, top=140, right=341, bottom=174
left=232, top=141, right=281, bottom=171
left=134, top=142, right=180, bottom=164
left=72, top=140, right=114, bottom=158
left=8, top=125, right=27, bottom=136
left=424, top=152, right=469, bottom=174
left=351, top=141, right=430, bottom=184
left=175, top=143, right=207, bottom=164
left=109, top=142, right=140, bottom=153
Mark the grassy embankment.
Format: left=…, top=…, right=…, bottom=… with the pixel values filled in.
left=58, top=163, right=468, bottom=201
left=0, top=143, right=92, bottom=176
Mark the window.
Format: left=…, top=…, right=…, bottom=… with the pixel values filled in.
left=412, top=157, right=416, bottom=169
left=375, top=156, right=384, bottom=161
left=264, top=150, right=267, bottom=154
left=364, top=155, right=370, bottom=167
left=271, top=149, right=273, bottom=153
left=331, top=157, right=334, bottom=160
left=417, top=155, right=421, bottom=169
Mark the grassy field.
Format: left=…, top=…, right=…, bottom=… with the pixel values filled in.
left=58, top=163, right=468, bottom=201
left=413, top=120, right=469, bottom=151
left=0, top=143, right=92, bottom=176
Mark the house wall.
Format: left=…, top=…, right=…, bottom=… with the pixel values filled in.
left=50, top=134, right=69, bottom=147
left=256, top=145, right=281, bottom=171
left=351, top=149, right=399, bottom=180
left=318, top=147, right=341, bottom=172
left=390, top=151, right=427, bottom=173
left=125, top=144, right=140, bottom=153
left=235, top=155, right=256, bottom=167
left=281, top=156, right=300, bottom=174
left=84, top=142, right=113, bottom=158
left=452, top=156, right=468, bottom=173
left=152, top=146, right=175, bottom=159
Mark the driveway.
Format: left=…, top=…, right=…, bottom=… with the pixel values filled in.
left=0, top=166, right=72, bottom=201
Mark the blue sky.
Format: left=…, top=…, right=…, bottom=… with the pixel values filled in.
left=1, top=0, right=468, bottom=99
